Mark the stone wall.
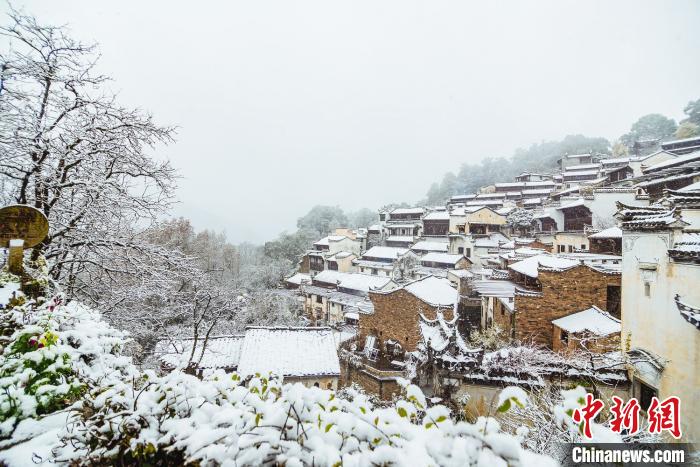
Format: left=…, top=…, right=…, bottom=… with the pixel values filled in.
left=340, top=360, right=402, bottom=400
left=513, top=265, right=621, bottom=348
left=358, top=289, right=453, bottom=352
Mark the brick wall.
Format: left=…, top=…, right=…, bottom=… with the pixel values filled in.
left=513, top=265, right=620, bottom=348
left=492, top=298, right=515, bottom=339
left=358, top=289, right=453, bottom=352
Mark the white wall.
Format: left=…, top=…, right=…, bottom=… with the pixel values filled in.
left=621, top=228, right=700, bottom=442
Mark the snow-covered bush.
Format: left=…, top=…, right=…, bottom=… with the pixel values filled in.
left=58, top=373, right=557, bottom=466
left=0, top=292, right=133, bottom=439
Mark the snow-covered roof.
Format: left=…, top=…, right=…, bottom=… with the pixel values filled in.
left=473, top=232, right=511, bottom=248
left=643, top=149, right=700, bottom=174
left=522, top=197, right=542, bottom=205
left=362, top=246, right=408, bottom=260
left=469, top=279, right=516, bottom=298
left=600, top=156, right=643, bottom=165
left=391, top=207, right=425, bottom=215
left=237, top=327, right=340, bottom=377
left=668, top=232, right=700, bottom=261
left=337, top=273, right=394, bottom=293
left=521, top=188, right=553, bottom=196
left=449, top=206, right=485, bottom=216
left=302, top=285, right=375, bottom=313
left=402, top=276, right=459, bottom=307
left=368, top=224, right=382, bottom=231
left=565, top=163, right=601, bottom=171
left=285, top=272, right=312, bottom=286
left=423, top=211, right=450, bottom=221
left=551, top=306, right=621, bottom=336
left=312, top=270, right=346, bottom=285
left=420, top=252, right=465, bottom=265
left=588, top=227, right=622, bottom=239
left=312, top=270, right=393, bottom=293
left=466, top=200, right=503, bottom=206
left=411, top=241, right=449, bottom=252
left=563, top=169, right=600, bottom=178
left=157, top=335, right=244, bottom=370
left=557, top=198, right=587, bottom=210
left=508, top=255, right=579, bottom=278
left=314, top=235, right=346, bottom=246
left=385, top=235, right=414, bottom=243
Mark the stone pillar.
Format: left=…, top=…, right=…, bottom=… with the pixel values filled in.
left=8, top=238, right=24, bottom=275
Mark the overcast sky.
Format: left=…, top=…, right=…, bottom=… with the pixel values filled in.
left=5, top=1, right=700, bottom=243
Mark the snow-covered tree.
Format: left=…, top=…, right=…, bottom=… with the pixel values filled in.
left=507, top=208, right=535, bottom=235
left=0, top=9, right=180, bottom=307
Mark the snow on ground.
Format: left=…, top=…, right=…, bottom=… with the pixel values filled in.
left=0, top=281, right=21, bottom=305
left=0, top=413, right=68, bottom=466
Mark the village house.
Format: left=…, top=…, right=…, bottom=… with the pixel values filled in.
left=420, top=252, right=470, bottom=270
left=157, top=335, right=244, bottom=375
left=550, top=305, right=621, bottom=353
left=388, top=207, right=425, bottom=221
left=410, top=240, right=449, bottom=255
left=617, top=190, right=700, bottom=441
left=588, top=226, right=623, bottom=255
left=483, top=254, right=622, bottom=348
left=557, top=153, right=594, bottom=170
left=353, top=246, right=414, bottom=277
left=341, top=276, right=459, bottom=399
left=300, top=234, right=363, bottom=277
left=237, top=327, right=341, bottom=389
left=448, top=206, right=507, bottom=235
left=660, top=135, right=700, bottom=155
left=515, top=172, right=552, bottom=182
left=284, top=272, right=312, bottom=288
left=634, top=149, right=700, bottom=199
left=301, top=270, right=397, bottom=323
left=156, top=326, right=344, bottom=391
left=422, top=211, right=450, bottom=236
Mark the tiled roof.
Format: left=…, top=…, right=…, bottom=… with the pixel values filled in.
left=237, top=327, right=341, bottom=377
left=675, top=295, right=700, bottom=330
left=668, top=233, right=700, bottom=262
left=157, top=335, right=244, bottom=370
left=616, top=202, right=687, bottom=231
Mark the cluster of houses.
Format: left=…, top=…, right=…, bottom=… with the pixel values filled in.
left=158, top=136, right=700, bottom=443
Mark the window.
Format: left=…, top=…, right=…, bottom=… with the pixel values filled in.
left=568, top=245, right=573, bottom=253
left=560, top=330, right=569, bottom=345
left=372, top=269, right=378, bottom=275
left=638, top=380, right=657, bottom=411
left=466, top=248, right=471, bottom=257
left=315, top=295, right=323, bottom=304
left=581, top=244, right=586, bottom=250
left=558, top=245, right=565, bottom=253
left=644, top=282, right=651, bottom=297
left=458, top=247, right=464, bottom=254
